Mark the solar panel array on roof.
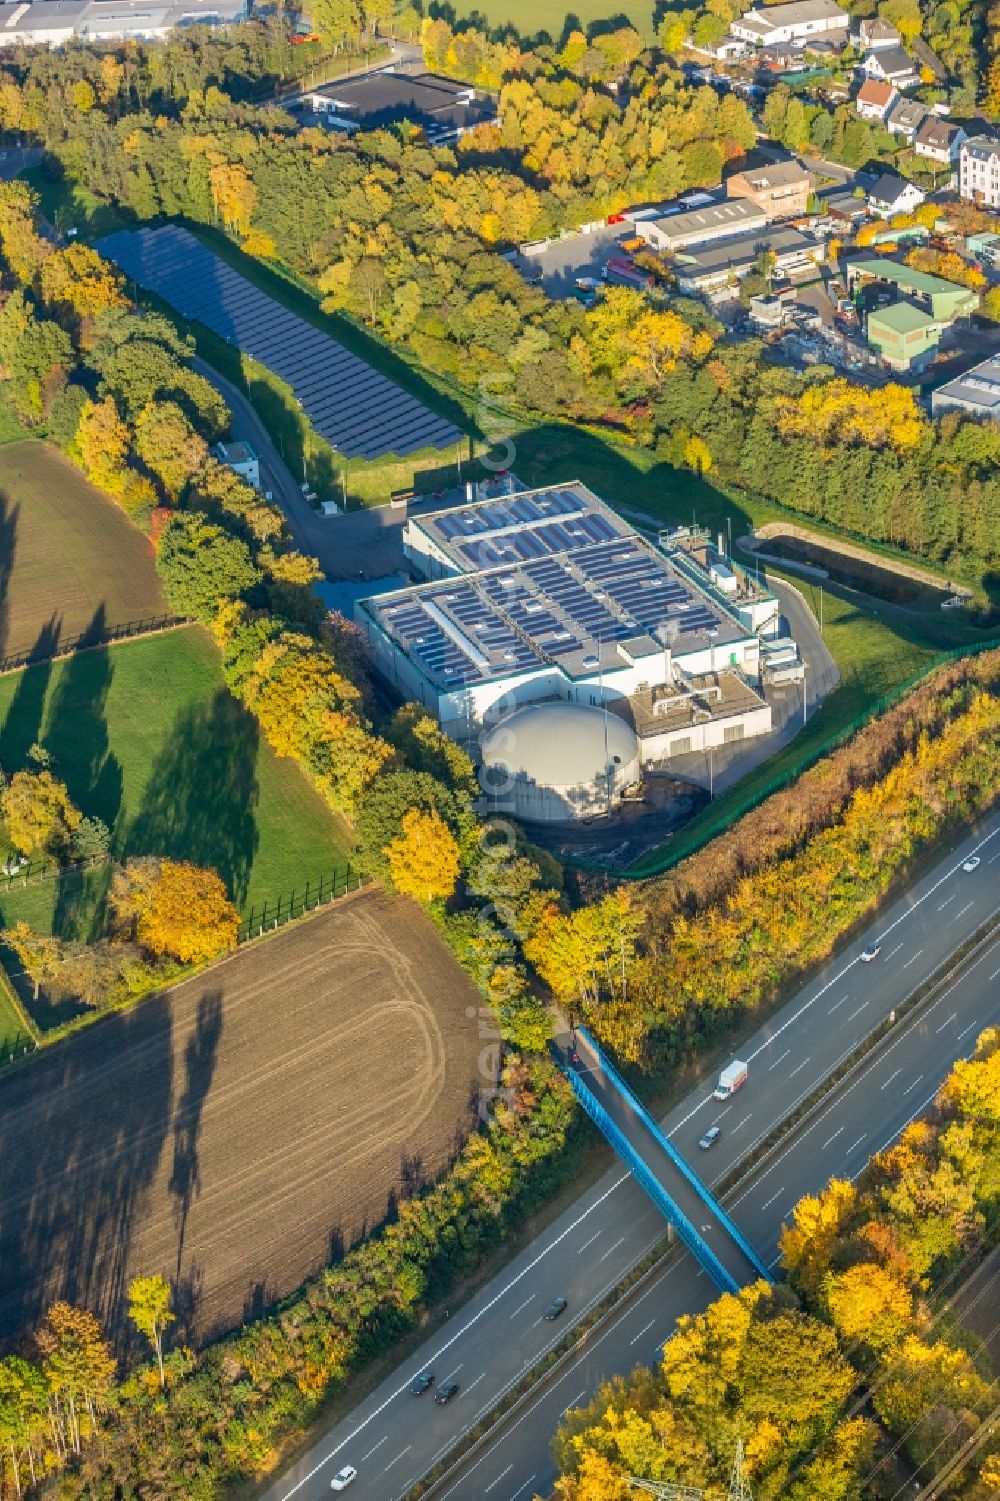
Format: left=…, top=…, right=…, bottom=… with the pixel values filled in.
left=96, top=225, right=463, bottom=462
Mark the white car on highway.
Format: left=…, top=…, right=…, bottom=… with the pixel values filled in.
left=331, top=1465, right=357, bottom=1491
left=962, top=855, right=981, bottom=872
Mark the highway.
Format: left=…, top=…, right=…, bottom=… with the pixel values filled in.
left=268, top=811, right=1000, bottom=1501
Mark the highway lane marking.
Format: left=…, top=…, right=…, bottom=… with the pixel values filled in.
left=902, top=1075, right=924, bottom=1096
left=509, top=1475, right=538, bottom=1501
left=485, top=1466, right=513, bottom=1492
left=760, top=1187, right=785, bottom=1212
left=275, top=1166, right=638, bottom=1500
left=768, top=1048, right=792, bottom=1070
left=667, top=828, right=998, bottom=1138
left=382, top=1446, right=410, bottom=1474
left=598, top=1236, right=627, bottom=1263
left=870, top=1081, right=952, bottom=1160
left=846, top=1134, right=866, bottom=1154
left=732, top=1113, right=752, bottom=1133
left=935, top=1013, right=958, bottom=1034
left=577, top=1231, right=602, bottom=1254
left=629, top=1319, right=656, bottom=1346
left=788, top=1057, right=810, bottom=1079
left=991, top=966, right=1000, bottom=981
left=822, top=1126, right=845, bottom=1150
left=885, top=943, right=904, bottom=961
left=274, top=842, right=1000, bottom=1501
left=938, top=894, right=957, bottom=911
left=990, top=851, right=1000, bottom=862
left=846, top=1002, right=868, bottom=1021
left=563, top=1391, right=587, bottom=1415
left=957, top=1020, right=979, bottom=1040
left=828, top=997, right=848, bottom=1014
left=509, top=1296, right=536, bottom=1320
left=465, top=1374, right=486, bottom=1394
left=954, top=901, right=974, bottom=921
left=881, top=1068, right=903, bottom=1090
left=360, top=1436, right=388, bottom=1462
left=440, top=1365, right=463, bottom=1384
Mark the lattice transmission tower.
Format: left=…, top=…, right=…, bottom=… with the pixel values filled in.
left=628, top=1440, right=752, bottom=1501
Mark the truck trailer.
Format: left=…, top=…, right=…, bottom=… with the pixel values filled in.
left=713, top=1059, right=748, bottom=1100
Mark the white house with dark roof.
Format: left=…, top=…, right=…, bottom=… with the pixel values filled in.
left=885, top=96, right=928, bottom=143
left=868, top=172, right=926, bottom=217
left=861, top=45, right=919, bottom=88
left=857, top=16, right=900, bottom=49
left=914, top=117, right=966, bottom=166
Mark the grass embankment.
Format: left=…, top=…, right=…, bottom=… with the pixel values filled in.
left=448, top=0, right=657, bottom=39
left=0, top=627, right=350, bottom=951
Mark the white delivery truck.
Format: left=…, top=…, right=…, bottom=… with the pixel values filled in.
left=713, top=1059, right=748, bottom=1101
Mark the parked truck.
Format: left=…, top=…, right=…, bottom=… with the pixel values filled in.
left=603, top=256, right=654, bottom=291
left=713, top=1059, right=748, bottom=1100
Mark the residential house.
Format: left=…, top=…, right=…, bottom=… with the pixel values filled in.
left=959, top=135, right=1000, bottom=209
left=725, top=159, right=811, bottom=220
left=857, top=16, right=900, bottom=49
left=867, top=172, right=926, bottom=217
left=731, top=0, right=848, bottom=47
left=861, top=45, right=919, bottom=89
left=914, top=117, right=966, bottom=166
left=855, top=77, right=896, bottom=121
left=885, top=96, right=928, bottom=144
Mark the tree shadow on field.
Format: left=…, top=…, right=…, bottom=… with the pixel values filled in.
left=0, top=616, right=60, bottom=770
left=127, top=690, right=260, bottom=907
left=169, top=990, right=223, bottom=1339
left=0, top=494, right=18, bottom=665
left=0, top=997, right=174, bottom=1347
left=44, top=606, right=124, bottom=834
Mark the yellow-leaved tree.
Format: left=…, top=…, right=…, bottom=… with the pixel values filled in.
left=384, top=808, right=460, bottom=904
left=109, top=857, right=239, bottom=964
left=1, top=769, right=82, bottom=856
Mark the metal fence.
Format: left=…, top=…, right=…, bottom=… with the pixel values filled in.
left=0, top=853, right=110, bottom=892
left=237, top=865, right=369, bottom=942
left=0, top=614, right=186, bottom=676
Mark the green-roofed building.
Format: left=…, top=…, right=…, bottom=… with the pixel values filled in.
left=845, top=256, right=978, bottom=369
left=866, top=303, right=942, bottom=370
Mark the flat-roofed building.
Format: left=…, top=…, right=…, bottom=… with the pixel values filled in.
left=0, top=0, right=246, bottom=45
left=671, top=223, right=824, bottom=295
left=732, top=0, right=848, bottom=46
left=634, top=199, right=766, bottom=252
left=931, top=354, right=1000, bottom=418
left=299, top=70, right=493, bottom=143
left=725, top=159, right=811, bottom=220
left=358, top=483, right=783, bottom=755
left=847, top=256, right=977, bottom=369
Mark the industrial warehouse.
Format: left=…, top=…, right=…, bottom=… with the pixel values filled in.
left=356, top=483, right=797, bottom=822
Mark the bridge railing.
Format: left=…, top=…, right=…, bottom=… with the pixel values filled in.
left=565, top=1064, right=740, bottom=1295
left=578, top=1027, right=773, bottom=1284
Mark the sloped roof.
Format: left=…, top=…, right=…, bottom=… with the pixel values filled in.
left=857, top=78, right=894, bottom=106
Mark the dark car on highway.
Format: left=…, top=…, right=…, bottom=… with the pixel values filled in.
left=435, top=1381, right=460, bottom=1405
left=544, top=1297, right=568, bottom=1321
left=410, top=1371, right=434, bottom=1396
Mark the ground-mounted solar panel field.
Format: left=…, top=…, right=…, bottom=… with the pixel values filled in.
left=97, top=226, right=463, bottom=462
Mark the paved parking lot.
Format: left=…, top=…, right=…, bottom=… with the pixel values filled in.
left=517, top=223, right=623, bottom=296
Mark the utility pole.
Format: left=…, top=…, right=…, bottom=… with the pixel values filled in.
left=628, top=1440, right=753, bottom=1501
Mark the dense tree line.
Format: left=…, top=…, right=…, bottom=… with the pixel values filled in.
left=532, top=651, right=1000, bottom=1062
left=0, top=28, right=998, bottom=575
left=553, top=1028, right=1000, bottom=1499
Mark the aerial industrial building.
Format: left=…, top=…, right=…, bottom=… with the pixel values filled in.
left=0, top=0, right=245, bottom=47
left=357, top=483, right=788, bottom=822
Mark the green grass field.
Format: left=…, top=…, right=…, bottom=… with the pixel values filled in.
left=0, top=627, right=350, bottom=941
left=452, top=0, right=656, bottom=38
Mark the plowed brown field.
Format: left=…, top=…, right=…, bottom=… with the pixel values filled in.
left=0, top=889, right=486, bottom=1345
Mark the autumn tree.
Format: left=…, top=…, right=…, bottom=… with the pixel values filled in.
left=134, top=400, right=210, bottom=499
left=127, top=1275, right=175, bottom=1389
left=385, top=807, right=460, bottom=904
left=37, top=1302, right=116, bottom=1458
left=0, top=1354, right=48, bottom=1497
left=38, top=244, right=126, bottom=327
left=1, top=770, right=82, bottom=856
left=109, top=858, right=240, bottom=963
left=5, top=922, right=65, bottom=1002
left=208, top=161, right=258, bottom=237
left=72, top=396, right=131, bottom=496
left=155, top=510, right=260, bottom=622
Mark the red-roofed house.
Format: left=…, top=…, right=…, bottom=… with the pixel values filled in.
left=855, top=77, right=896, bottom=121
